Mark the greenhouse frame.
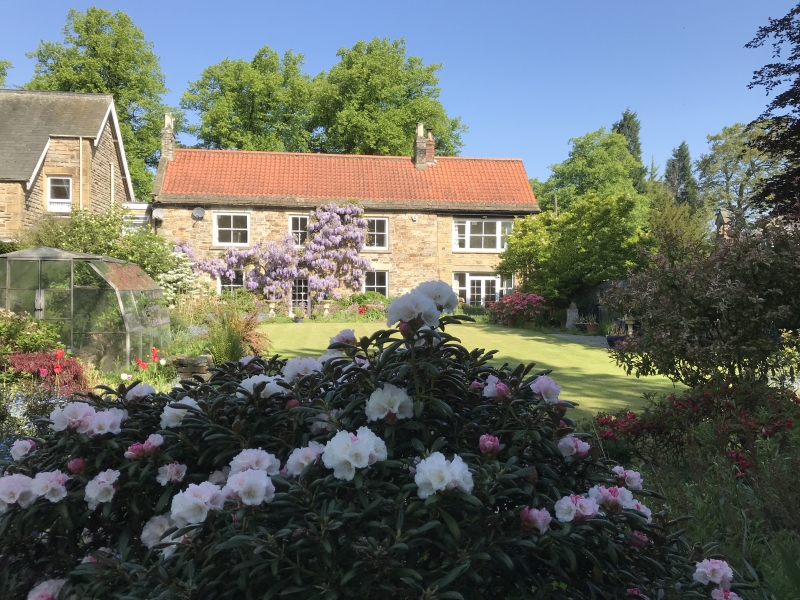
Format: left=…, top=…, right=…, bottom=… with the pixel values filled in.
left=0, top=247, right=170, bottom=370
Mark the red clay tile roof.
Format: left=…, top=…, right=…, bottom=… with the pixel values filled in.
left=158, top=149, right=538, bottom=212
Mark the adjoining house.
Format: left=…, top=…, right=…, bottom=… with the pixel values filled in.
left=0, top=89, right=141, bottom=240
left=152, top=118, right=540, bottom=306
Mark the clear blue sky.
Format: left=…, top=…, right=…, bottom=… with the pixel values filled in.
left=1, top=0, right=794, bottom=181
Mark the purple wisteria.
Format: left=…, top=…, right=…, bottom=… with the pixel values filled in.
left=302, top=203, right=372, bottom=301
left=176, top=203, right=373, bottom=304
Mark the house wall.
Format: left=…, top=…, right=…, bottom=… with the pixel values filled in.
left=0, top=182, right=24, bottom=240
left=90, top=120, right=129, bottom=209
left=157, top=206, right=508, bottom=295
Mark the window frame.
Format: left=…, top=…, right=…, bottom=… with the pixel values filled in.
left=364, top=217, right=389, bottom=250
left=363, top=270, right=389, bottom=296
left=292, top=278, right=309, bottom=310
left=213, top=212, right=250, bottom=247
left=290, top=215, right=309, bottom=247
left=217, top=269, right=245, bottom=294
left=452, top=218, right=513, bottom=252
left=47, top=176, right=73, bottom=214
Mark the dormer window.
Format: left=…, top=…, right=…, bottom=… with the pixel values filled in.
left=47, top=177, right=72, bottom=213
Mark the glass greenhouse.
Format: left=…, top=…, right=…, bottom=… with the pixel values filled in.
left=0, top=247, right=170, bottom=370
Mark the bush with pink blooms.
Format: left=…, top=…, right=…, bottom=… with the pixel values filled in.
left=0, top=282, right=743, bottom=599
left=488, top=292, right=546, bottom=327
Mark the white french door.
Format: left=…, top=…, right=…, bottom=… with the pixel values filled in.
left=453, top=273, right=512, bottom=307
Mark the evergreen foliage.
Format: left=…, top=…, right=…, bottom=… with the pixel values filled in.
left=611, top=108, right=647, bottom=193
left=0, top=60, right=11, bottom=87
left=663, top=142, right=701, bottom=211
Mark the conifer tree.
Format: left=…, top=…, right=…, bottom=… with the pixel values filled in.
left=664, top=142, right=701, bottom=210
left=612, top=108, right=647, bottom=193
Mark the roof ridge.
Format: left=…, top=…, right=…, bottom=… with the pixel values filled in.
left=174, top=148, right=524, bottom=162
left=0, top=89, right=113, bottom=100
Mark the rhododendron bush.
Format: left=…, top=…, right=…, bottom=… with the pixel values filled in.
left=0, top=282, right=741, bottom=599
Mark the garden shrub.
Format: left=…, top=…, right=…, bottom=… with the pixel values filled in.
left=5, top=351, right=86, bottom=394
left=0, top=310, right=63, bottom=355
left=605, top=218, right=800, bottom=388
left=488, top=292, right=546, bottom=327
left=0, top=282, right=740, bottom=600
left=346, top=291, right=389, bottom=307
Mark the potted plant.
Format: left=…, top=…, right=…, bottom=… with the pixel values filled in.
left=573, top=313, right=597, bottom=333
left=293, top=305, right=306, bottom=323
left=606, top=322, right=627, bottom=349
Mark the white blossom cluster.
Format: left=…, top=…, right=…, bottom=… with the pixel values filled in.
left=414, top=452, right=474, bottom=499
left=281, top=357, right=324, bottom=381
left=160, top=398, right=200, bottom=429
left=49, top=402, right=127, bottom=436
left=554, top=487, right=652, bottom=523
left=284, top=442, right=325, bottom=476
left=385, top=291, right=441, bottom=327
left=170, top=482, right=225, bottom=526
left=10, top=439, right=35, bottom=461
left=321, top=427, right=387, bottom=480
left=237, top=374, right=286, bottom=399
left=364, top=383, right=413, bottom=422
left=229, top=448, right=280, bottom=476
left=85, top=469, right=120, bottom=510
left=126, top=383, right=156, bottom=402
left=0, top=470, right=71, bottom=513
left=26, top=578, right=66, bottom=600
left=310, top=409, right=340, bottom=435
left=156, top=462, right=187, bottom=486
left=140, top=514, right=191, bottom=558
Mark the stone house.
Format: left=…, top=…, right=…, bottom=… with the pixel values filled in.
left=152, top=120, right=539, bottom=306
left=0, top=90, right=137, bottom=240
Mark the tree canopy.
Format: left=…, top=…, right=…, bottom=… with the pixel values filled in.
left=663, top=142, right=701, bottom=210
left=746, top=4, right=800, bottom=218
left=612, top=108, right=647, bottom=193
left=696, top=123, right=781, bottom=219
left=0, top=60, right=11, bottom=87
left=181, top=47, right=313, bottom=152
left=24, top=8, right=178, bottom=200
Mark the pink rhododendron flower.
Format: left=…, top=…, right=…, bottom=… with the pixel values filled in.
left=557, top=434, right=590, bottom=458
left=711, top=590, right=742, bottom=600
left=67, top=457, right=86, bottom=474
left=612, top=465, right=643, bottom=490
left=31, top=470, right=70, bottom=503
left=630, top=531, right=649, bottom=549
left=124, top=442, right=145, bottom=460
left=694, top=559, right=734, bottom=588
left=588, top=485, right=633, bottom=513
left=482, top=375, right=510, bottom=399
left=626, top=499, right=652, bottom=522
left=156, top=462, right=187, bottom=486
left=286, top=398, right=300, bottom=409
left=626, top=588, right=650, bottom=600
left=10, top=439, right=35, bottom=461
left=520, top=507, right=551, bottom=533
left=284, top=442, right=325, bottom=476
left=530, top=376, right=561, bottom=404
left=143, top=434, right=163, bottom=455
left=479, top=434, right=500, bottom=457
left=26, top=578, right=66, bottom=600
left=554, top=494, right=599, bottom=522
left=469, top=380, right=485, bottom=390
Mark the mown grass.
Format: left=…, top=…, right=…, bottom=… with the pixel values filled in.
left=262, top=321, right=680, bottom=419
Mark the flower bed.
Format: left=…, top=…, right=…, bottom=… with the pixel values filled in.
left=0, top=282, right=741, bottom=599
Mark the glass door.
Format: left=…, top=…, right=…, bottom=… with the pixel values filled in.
left=468, top=276, right=498, bottom=306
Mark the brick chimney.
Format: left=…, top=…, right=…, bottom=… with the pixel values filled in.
left=426, top=129, right=435, bottom=164
left=413, top=121, right=428, bottom=170
left=161, top=112, right=175, bottom=161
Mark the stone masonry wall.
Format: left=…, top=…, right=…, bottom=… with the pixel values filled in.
left=0, top=183, right=23, bottom=240
left=90, top=120, right=129, bottom=208
left=158, top=206, right=507, bottom=296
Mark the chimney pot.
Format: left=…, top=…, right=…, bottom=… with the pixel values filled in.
left=161, top=112, right=175, bottom=161
left=416, top=121, right=425, bottom=138
left=425, top=129, right=435, bottom=164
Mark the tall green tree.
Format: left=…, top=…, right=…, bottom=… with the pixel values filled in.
left=663, top=142, right=701, bottom=210
left=745, top=4, right=800, bottom=218
left=0, top=60, right=11, bottom=87
left=535, top=128, right=649, bottom=227
left=311, top=37, right=466, bottom=155
left=647, top=180, right=710, bottom=256
left=181, top=47, right=314, bottom=152
left=696, top=123, right=781, bottom=218
left=24, top=8, right=178, bottom=200
left=612, top=108, right=647, bottom=193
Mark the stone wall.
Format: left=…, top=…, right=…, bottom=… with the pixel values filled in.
left=0, top=183, right=23, bottom=240
left=157, top=206, right=507, bottom=295
left=90, top=120, right=129, bottom=208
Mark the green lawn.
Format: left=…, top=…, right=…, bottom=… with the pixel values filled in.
left=262, top=321, right=680, bottom=419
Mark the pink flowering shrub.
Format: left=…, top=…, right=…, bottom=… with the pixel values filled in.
left=0, top=284, right=741, bottom=599
left=487, top=292, right=546, bottom=327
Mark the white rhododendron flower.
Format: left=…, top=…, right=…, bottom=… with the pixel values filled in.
left=26, top=578, right=66, bottom=600
left=160, top=398, right=200, bottom=429
left=0, top=473, right=34, bottom=508
left=385, top=291, right=441, bottom=327
left=140, top=514, right=175, bottom=549
left=310, top=409, right=340, bottom=435
left=414, top=452, right=474, bottom=499
left=171, top=484, right=216, bottom=527
left=85, top=469, right=120, bottom=510
left=530, top=376, right=561, bottom=404
left=281, top=357, right=324, bottom=381
left=626, top=498, right=652, bottom=522
left=482, top=375, right=510, bottom=399
left=365, top=383, right=413, bottom=422
left=612, top=465, right=643, bottom=490
left=208, top=467, right=230, bottom=485
left=330, top=329, right=357, bottom=346
left=413, top=280, right=459, bottom=312
left=229, top=448, right=280, bottom=475
left=588, top=485, right=634, bottom=513
left=237, top=374, right=285, bottom=399
left=223, top=469, right=275, bottom=506
left=10, top=439, right=35, bottom=461
left=322, top=427, right=387, bottom=481
left=694, top=559, right=734, bottom=588
left=31, top=470, right=70, bottom=503
left=50, top=401, right=95, bottom=433
left=284, top=442, right=325, bottom=476
left=126, top=383, right=156, bottom=402
left=557, top=434, right=590, bottom=458
left=156, top=462, right=187, bottom=486
left=554, top=494, right=599, bottom=522
left=85, top=408, right=127, bottom=436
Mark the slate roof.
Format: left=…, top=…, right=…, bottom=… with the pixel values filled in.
left=0, top=90, right=113, bottom=182
left=157, top=149, right=539, bottom=213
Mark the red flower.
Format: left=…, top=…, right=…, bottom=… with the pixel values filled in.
left=53, top=364, right=62, bottom=374
left=150, top=346, right=159, bottom=363
left=136, top=358, right=148, bottom=370
left=55, top=349, right=64, bottom=360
